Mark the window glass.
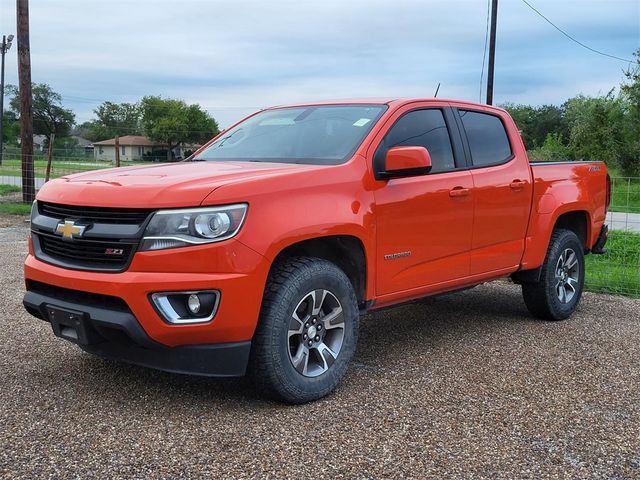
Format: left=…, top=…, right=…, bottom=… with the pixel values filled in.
left=194, top=105, right=386, bottom=165
left=376, top=109, right=455, bottom=173
left=459, top=110, right=512, bottom=166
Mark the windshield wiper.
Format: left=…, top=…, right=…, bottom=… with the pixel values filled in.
left=216, top=128, right=243, bottom=147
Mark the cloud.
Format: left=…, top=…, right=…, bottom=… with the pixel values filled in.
left=1, top=0, right=637, bottom=127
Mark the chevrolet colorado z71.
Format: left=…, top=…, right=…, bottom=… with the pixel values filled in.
left=23, top=99, right=610, bottom=403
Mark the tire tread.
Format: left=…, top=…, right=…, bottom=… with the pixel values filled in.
left=248, top=256, right=358, bottom=403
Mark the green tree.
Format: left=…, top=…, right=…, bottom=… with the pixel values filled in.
left=80, top=101, right=141, bottom=141
left=502, top=103, right=568, bottom=149
left=501, top=103, right=536, bottom=148
left=140, top=96, right=219, bottom=161
left=8, top=83, right=75, bottom=143
left=565, top=91, right=625, bottom=166
left=527, top=133, right=572, bottom=162
left=1, top=109, right=20, bottom=146
left=619, top=48, right=640, bottom=176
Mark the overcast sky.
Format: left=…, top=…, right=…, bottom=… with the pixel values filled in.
left=1, top=0, right=638, bottom=127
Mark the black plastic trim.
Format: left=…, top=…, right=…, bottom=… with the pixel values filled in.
left=32, top=232, right=138, bottom=273
left=591, top=224, right=609, bottom=255
left=443, top=107, right=468, bottom=169
left=529, top=161, right=604, bottom=166
left=23, top=287, right=251, bottom=377
left=30, top=200, right=153, bottom=273
left=450, top=107, right=473, bottom=168
left=80, top=340, right=251, bottom=377
left=377, top=166, right=432, bottom=180
left=510, top=267, right=542, bottom=284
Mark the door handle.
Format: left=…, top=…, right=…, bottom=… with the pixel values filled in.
left=449, top=187, right=470, bottom=198
left=510, top=180, right=527, bottom=189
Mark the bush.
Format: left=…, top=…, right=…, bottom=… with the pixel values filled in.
left=527, top=133, right=572, bottom=162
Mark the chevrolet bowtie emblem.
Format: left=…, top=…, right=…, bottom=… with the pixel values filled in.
left=55, top=220, right=87, bottom=240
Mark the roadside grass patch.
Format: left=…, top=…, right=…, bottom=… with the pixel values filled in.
left=606, top=168, right=640, bottom=214
left=585, top=230, right=640, bottom=297
left=0, top=203, right=32, bottom=216
left=609, top=178, right=640, bottom=214
left=0, top=185, right=21, bottom=196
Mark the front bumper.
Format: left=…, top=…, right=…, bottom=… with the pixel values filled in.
left=23, top=285, right=251, bottom=376
left=24, top=237, right=270, bottom=347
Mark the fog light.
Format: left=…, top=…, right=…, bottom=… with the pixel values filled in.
left=150, top=290, right=219, bottom=324
left=187, top=294, right=201, bottom=314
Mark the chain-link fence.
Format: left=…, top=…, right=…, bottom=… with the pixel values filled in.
left=0, top=150, right=638, bottom=297
left=588, top=176, right=640, bottom=297
left=0, top=146, right=155, bottom=188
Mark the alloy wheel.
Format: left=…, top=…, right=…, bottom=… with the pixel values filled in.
left=555, top=248, right=580, bottom=304
left=287, top=289, right=345, bottom=377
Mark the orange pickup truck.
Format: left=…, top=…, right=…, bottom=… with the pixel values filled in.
left=23, top=99, right=610, bottom=403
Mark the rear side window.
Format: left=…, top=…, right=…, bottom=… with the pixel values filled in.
left=459, top=110, right=512, bottom=166
left=375, top=109, right=455, bottom=173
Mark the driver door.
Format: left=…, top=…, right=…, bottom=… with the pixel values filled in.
left=372, top=105, right=474, bottom=296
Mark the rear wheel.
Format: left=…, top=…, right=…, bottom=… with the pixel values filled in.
left=249, top=257, right=359, bottom=403
left=522, top=229, right=585, bottom=320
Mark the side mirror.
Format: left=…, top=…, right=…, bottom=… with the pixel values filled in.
left=380, top=146, right=432, bottom=179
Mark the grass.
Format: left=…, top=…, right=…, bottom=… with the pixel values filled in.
left=0, top=202, right=32, bottom=216
left=0, top=158, right=148, bottom=180
left=585, top=230, right=640, bottom=297
left=609, top=176, right=640, bottom=214
left=0, top=185, right=21, bottom=196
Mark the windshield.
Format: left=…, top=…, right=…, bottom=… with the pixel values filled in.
left=194, top=104, right=387, bottom=165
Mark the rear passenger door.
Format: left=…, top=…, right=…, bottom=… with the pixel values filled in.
left=455, top=108, right=533, bottom=274
left=372, top=105, right=474, bottom=296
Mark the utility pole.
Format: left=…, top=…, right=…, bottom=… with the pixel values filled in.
left=486, top=0, right=498, bottom=105
left=0, top=34, right=14, bottom=166
left=114, top=135, right=120, bottom=167
left=17, top=0, right=34, bottom=202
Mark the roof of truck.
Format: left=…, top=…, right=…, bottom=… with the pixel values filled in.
left=267, top=98, right=503, bottom=111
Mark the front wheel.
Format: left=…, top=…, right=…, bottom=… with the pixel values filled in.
left=522, top=229, right=585, bottom=320
left=249, top=257, right=359, bottom=403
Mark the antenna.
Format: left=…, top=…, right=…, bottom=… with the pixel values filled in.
left=434, top=83, right=441, bottom=98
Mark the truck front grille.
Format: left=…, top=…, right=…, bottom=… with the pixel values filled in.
left=32, top=201, right=154, bottom=272
left=35, top=232, right=136, bottom=272
left=38, top=201, right=153, bottom=225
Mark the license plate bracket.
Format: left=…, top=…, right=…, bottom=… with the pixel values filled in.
left=46, top=305, right=102, bottom=345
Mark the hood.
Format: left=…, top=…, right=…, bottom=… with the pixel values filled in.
left=36, top=161, right=324, bottom=208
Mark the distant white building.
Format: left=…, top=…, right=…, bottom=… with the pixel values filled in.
left=33, top=135, right=47, bottom=152
left=93, top=135, right=200, bottom=162
left=93, top=135, right=163, bottom=162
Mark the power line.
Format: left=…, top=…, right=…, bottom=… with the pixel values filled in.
left=59, top=93, right=261, bottom=110
left=479, top=0, right=491, bottom=102
left=520, top=0, right=634, bottom=63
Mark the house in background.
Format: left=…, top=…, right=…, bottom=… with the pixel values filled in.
left=93, top=135, right=201, bottom=162
left=33, top=134, right=47, bottom=152
left=93, top=135, right=163, bottom=162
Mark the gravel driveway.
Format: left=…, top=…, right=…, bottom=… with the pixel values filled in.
left=1, top=222, right=639, bottom=479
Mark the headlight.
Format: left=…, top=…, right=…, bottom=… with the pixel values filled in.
left=140, top=204, right=247, bottom=251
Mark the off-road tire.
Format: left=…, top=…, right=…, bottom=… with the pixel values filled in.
left=522, top=229, right=585, bottom=321
left=248, top=257, right=359, bottom=403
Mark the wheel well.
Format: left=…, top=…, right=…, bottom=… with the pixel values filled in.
left=554, top=211, right=589, bottom=250
left=272, top=236, right=367, bottom=306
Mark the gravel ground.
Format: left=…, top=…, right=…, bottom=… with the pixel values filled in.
left=1, top=221, right=639, bottom=479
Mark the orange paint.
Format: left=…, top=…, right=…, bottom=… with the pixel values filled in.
left=25, top=99, right=608, bottom=347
